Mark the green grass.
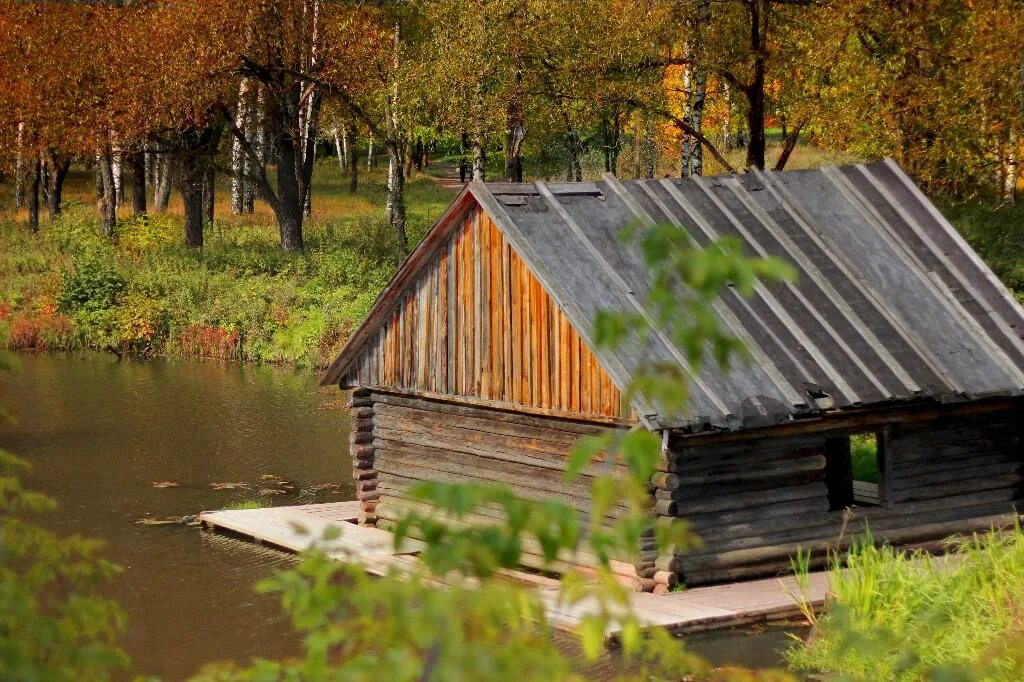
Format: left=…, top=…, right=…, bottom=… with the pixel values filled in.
left=937, top=199, right=1024, bottom=298
left=787, top=525, right=1024, bottom=681
left=851, top=434, right=879, bottom=484
left=0, top=161, right=453, bottom=367
left=224, top=499, right=263, bottom=510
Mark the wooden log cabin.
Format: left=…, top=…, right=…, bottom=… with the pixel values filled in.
left=321, top=159, right=1024, bottom=590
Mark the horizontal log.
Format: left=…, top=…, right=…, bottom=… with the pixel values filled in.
left=370, top=392, right=619, bottom=436
left=373, top=402, right=591, bottom=448
left=684, top=496, right=831, bottom=532
left=891, top=461, right=1021, bottom=490
left=352, top=444, right=375, bottom=459
left=353, top=418, right=374, bottom=432
left=677, top=454, right=825, bottom=487
left=671, top=441, right=824, bottom=475
left=653, top=499, right=678, bottom=516
left=681, top=511, right=1022, bottom=582
left=653, top=570, right=677, bottom=587
left=370, top=426, right=628, bottom=480
left=374, top=474, right=627, bottom=525
left=665, top=482, right=829, bottom=514
left=353, top=469, right=377, bottom=481
left=376, top=495, right=635, bottom=574
left=668, top=398, right=1019, bottom=448
left=352, top=406, right=375, bottom=419
left=651, top=472, right=679, bottom=490
left=373, top=450, right=600, bottom=502
left=894, top=473, right=1022, bottom=504
left=351, top=431, right=374, bottom=445
left=683, top=500, right=1020, bottom=566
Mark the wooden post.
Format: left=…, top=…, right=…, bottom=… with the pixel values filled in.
left=349, top=387, right=378, bottom=526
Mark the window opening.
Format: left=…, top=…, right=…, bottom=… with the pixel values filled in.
left=825, top=431, right=886, bottom=510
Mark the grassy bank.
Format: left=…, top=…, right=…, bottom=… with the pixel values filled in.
left=0, top=162, right=452, bottom=367
left=787, top=525, right=1024, bottom=680
left=1, top=159, right=1022, bottom=368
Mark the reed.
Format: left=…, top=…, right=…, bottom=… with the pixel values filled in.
left=787, top=522, right=1024, bottom=680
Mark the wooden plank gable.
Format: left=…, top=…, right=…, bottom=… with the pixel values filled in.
left=341, top=204, right=630, bottom=421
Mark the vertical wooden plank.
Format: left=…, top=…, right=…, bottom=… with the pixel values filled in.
left=463, top=214, right=474, bottom=395
left=532, top=274, right=540, bottom=403
left=581, top=347, right=592, bottom=416
left=570, top=325, right=580, bottom=412
left=502, top=238, right=513, bottom=403
left=473, top=209, right=483, bottom=395
left=489, top=217, right=503, bottom=401
left=447, top=235, right=457, bottom=394
left=538, top=280, right=550, bottom=409
left=510, top=250, right=523, bottom=405
left=521, top=258, right=532, bottom=406
left=559, top=313, right=571, bottom=411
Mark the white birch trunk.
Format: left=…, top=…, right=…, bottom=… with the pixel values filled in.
left=231, top=78, right=250, bottom=215
left=332, top=127, right=346, bottom=176
left=1005, top=131, right=1019, bottom=202
left=15, top=121, right=25, bottom=209
left=367, top=133, right=374, bottom=170
left=112, top=149, right=123, bottom=209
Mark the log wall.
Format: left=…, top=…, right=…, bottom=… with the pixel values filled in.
left=340, top=205, right=630, bottom=421
left=352, top=390, right=656, bottom=586
left=657, top=402, right=1023, bottom=585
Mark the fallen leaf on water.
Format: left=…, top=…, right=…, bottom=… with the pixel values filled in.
left=135, top=516, right=184, bottom=526
left=150, top=481, right=180, bottom=488
left=258, top=488, right=288, bottom=495
left=210, top=482, right=249, bottom=490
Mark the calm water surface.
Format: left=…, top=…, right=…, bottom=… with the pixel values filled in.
left=0, top=352, right=350, bottom=679
left=0, top=352, right=799, bottom=679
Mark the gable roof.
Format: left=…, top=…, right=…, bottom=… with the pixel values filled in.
left=322, top=159, right=1024, bottom=432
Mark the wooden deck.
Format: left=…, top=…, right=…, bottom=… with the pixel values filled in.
left=199, top=502, right=824, bottom=637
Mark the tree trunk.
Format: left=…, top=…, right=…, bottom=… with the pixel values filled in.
left=387, top=144, right=408, bottom=260
left=154, top=155, right=172, bottom=213
left=27, top=157, right=41, bottom=234
left=129, top=149, right=146, bottom=217
left=180, top=159, right=204, bottom=248
left=722, top=82, right=733, bottom=151
left=564, top=130, right=583, bottom=181
left=745, top=0, right=768, bottom=171
left=367, top=133, right=375, bottom=171
left=97, top=147, right=117, bottom=236
left=276, top=128, right=304, bottom=251
left=299, top=89, right=321, bottom=219
left=682, top=0, right=709, bottom=178
left=415, top=136, right=424, bottom=173
left=202, top=164, right=215, bottom=226
left=348, top=123, right=359, bottom=193
left=46, top=152, right=71, bottom=220
left=15, top=122, right=26, bottom=209
left=333, top=127, right=346, bottom=177
left=774, top=121, right=805, bottom=171
left=643, top=117, right=656, bottom=178
left=112, top=151, right=123, bottom=209
left=231, top=79, right=250, bottom=215
left=1004, top=130, right=1019, bottom=202
left=504, top=105, right=525, bottom=182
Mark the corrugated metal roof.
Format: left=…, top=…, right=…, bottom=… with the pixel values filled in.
left=322, top=159, right=1024, bottom=432
left=477, top=159, right=1024, bottom=430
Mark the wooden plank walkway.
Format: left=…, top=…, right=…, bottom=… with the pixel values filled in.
left=199, top=502, right=823, bottom=637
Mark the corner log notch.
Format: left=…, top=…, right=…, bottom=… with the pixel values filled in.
left=349, top=388, right=379, bottom=525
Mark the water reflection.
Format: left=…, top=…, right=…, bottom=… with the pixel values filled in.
left=0, top=352, right=350, bottom=679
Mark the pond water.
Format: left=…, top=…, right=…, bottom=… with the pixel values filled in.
left=0, top=352, right=800, bottom=679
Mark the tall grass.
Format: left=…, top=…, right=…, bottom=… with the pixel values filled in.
left=0, top=161, right=453, bottom=366
left=787, top=524, right=1024, bottom=681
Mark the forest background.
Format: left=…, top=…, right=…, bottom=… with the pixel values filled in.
left=1, top=0, right=1022, bottom=367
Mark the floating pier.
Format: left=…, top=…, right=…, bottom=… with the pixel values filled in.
left=199, top=502, right=826, bottom=636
